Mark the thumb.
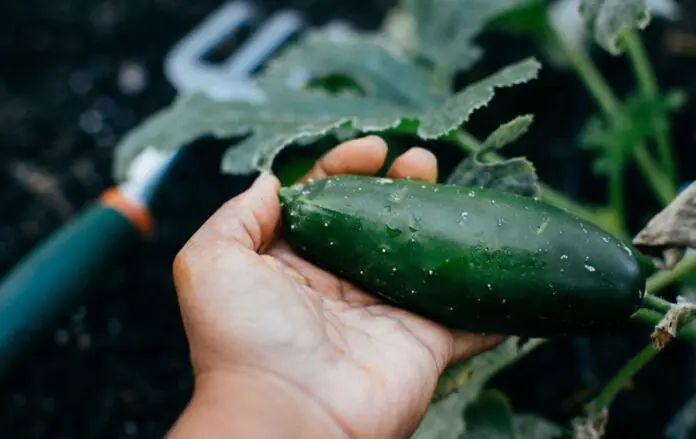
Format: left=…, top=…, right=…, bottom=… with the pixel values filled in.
left=188, top=171, right=281, bottom=253
left=173, top=171, right=281, bottom=296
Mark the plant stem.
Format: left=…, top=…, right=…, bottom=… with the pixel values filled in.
left=454, top=130, right=483, bottom=152
left=633, top=144, right=676, bottom=204
left=593, top=254, right=696, bottom=416
left=643, top=294, right=672, bottom=314
left=554, top=31, right=621, bottom=120
left=633, top=309, right=696, bottom=341
left=608, top=162, right=626, bottom=235
left=623, top=31, right=658, bottom=97
left=628, top=251, right=696, bottom=341
left=635, top=252, right=696, bottom=334
left=597, top=301, right=696, bottom=415
left=653, top=129, right=674, bottom=182
left=552, top=28, right=675, bottom=206
left=585, top=344, right=658, bottom=415
left=622, top=30, right=677, bottom=182
left=647, top=252, right=696, bottom=295
left=653, top=128, right=675, bottom=185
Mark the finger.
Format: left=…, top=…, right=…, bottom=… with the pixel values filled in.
left=172, top=173, right=293, bottom=332
left=190, top=172, right=281, bottom=252
left=298, top=135, right=388, bottom=183
left=448, top=332, right=507, bottom=366
left=386, top=146, right=438, bottom=183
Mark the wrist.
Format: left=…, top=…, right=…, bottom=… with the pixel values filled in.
left=168, top=368, right=351, bottom=439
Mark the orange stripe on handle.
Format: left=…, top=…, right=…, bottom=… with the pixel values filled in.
left=98, top=187, right=153, bottom=237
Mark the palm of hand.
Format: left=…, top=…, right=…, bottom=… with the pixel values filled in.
left=173, top=137, right=502, bottom=439
left=258, top=238, right=457, bottom=438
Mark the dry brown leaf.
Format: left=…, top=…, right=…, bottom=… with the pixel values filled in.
left=633, top=182, right=696, bottom=269
left=572, top=409, right=609, bottom=439
left=651, top=298, right=693, bottom=350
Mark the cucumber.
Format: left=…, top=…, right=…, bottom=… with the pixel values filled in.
left=278, top=175, right=646, bottom=337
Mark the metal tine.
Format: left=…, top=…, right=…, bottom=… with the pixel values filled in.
left=164, top=1, right=305, bottom=101
left=222, top=9, right=304, bottom=77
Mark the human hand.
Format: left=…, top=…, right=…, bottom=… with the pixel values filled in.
left=169, top=136, right=504, bottom=439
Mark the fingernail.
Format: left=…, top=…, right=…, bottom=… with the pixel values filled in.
left=252, top=171, right=279, bottom=189
left=365, top=135, right=388, bottom=149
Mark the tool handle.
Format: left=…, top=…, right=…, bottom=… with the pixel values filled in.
left=0, top=201, right=141, bottom=369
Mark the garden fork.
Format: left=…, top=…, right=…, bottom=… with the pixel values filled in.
left=0, top=1, right=350, bottom=373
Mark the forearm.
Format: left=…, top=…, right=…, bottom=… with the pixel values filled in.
left=168, top=369, right=350, bottom=439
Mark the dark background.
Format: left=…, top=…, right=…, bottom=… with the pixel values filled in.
left=3, top=0, right=696, bottom=437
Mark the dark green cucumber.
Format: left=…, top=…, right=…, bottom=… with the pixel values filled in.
left=278, top=175, right=646, bottom=337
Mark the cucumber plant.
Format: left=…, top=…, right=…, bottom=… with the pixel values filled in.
left=112, top=0, right=696, bottom=437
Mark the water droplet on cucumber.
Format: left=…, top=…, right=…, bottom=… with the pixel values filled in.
left=386, top=226, right=401, bottom=238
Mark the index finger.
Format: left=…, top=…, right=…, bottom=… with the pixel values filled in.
left=298, top=135, right=388, bottom=183
left=299, top=136, right=438, bottom=184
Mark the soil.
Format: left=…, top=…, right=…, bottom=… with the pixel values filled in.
left=2, top=0, right=696, bottom=438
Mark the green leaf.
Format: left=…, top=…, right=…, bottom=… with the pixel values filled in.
left=417, top=61, right=540, bottom=138
left=461, top=390, right=565, bottom=439
left=482, top=114, right=534, bottom=150
left=112, top=88, right=400, bottom=179
left=403, top=0, right=527, bottom=88
left=112, top=32, right=541, bottom=180
left=513, top=414, right=565, bottom=439
left=258, top=28, right=449, bottom=109
left=433, top=338, right=544, bottom=403
left=580, top=89, right=685, bottom=175
left=412, top=338, right=545, bottom=439
left=580, top=0, right=651, bottom=55
left=462, top=390, right=517, bottom=439
left=446, top=115, right=541, bottom=198
left=488, top=0, right=555, bottom=42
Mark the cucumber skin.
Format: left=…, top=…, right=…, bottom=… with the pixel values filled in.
left=278, top=175, right=646, bottom=337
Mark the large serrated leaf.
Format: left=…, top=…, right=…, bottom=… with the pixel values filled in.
left=112, top=89, right=403, bottom=179
left=403, top=0, right=528, bottom=88
left=446, top=115, right=540, bottom=198
left=416, top=60, right=540, bottom=138
left=113, top=53, right=540, bottom=180
left=411, top=338, right=545, bottom=439
left=258, top=28, right=448, bottom=109
left=580, top=0, right=651, bottom=55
